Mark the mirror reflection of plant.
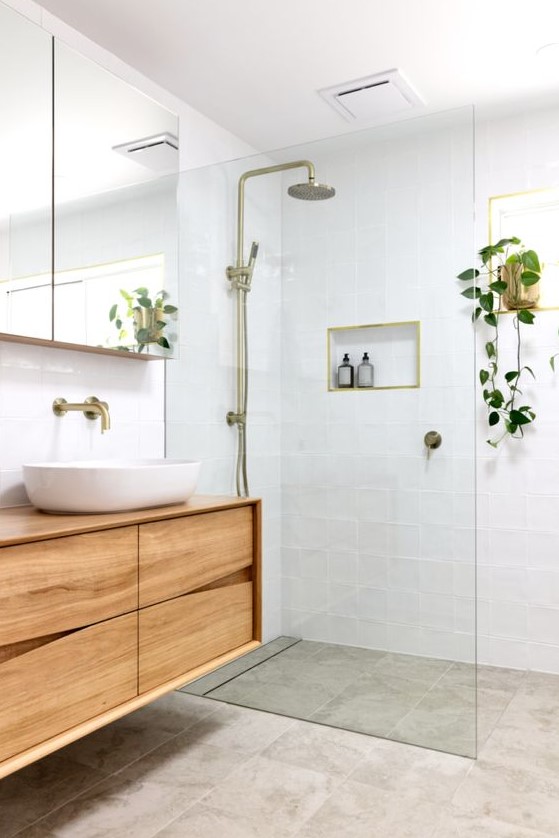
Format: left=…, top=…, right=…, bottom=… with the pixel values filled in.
left=457, top=237, right=542, bottom=447
left=109, top=287, right=177, bottom=353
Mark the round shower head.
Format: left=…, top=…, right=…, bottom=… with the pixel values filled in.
left=287, top=181, right=336, bottom=201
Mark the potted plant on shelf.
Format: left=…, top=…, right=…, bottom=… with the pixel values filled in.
left=457, top=236, right=544, bottom=447
left=109, top=287, right=178, bottom=353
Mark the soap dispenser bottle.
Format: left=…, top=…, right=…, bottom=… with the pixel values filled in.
left=357, top=352, right=374, bottom=388
left=337, top=353, right=354, bottom=388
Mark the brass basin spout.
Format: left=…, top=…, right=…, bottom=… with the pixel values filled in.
left=53, top=396, right=111, bottom=433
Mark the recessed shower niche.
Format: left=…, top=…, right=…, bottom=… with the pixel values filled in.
left=327, top=321, right=420, bottom=391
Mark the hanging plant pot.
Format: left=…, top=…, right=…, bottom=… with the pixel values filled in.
left=500, top=263, right=540, bottom=310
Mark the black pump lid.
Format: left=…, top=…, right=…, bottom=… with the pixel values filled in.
left=362, top=352, right=369, bottom=361
left=342, top=353, right=350, bottom=363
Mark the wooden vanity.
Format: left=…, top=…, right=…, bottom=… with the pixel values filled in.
left=0, top=495, right=261, bottom=779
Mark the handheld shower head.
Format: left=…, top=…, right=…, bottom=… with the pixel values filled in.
left=288, top=181, right=336, bottom=201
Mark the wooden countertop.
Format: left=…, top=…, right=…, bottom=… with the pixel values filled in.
left=0, top=495, right=258, bottom=547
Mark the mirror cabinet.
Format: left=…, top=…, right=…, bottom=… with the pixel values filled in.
left=0, top=2, right=179, bottom=358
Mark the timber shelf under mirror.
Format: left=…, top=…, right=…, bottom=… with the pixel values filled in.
left=328, top=321, right=421, bottom=391
left=0, top=495, right=261, bottom=779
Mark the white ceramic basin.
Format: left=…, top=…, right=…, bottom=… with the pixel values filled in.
left=22, top=459, right=201, bottom=514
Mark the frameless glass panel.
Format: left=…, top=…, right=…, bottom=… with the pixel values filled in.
left=0, top=3, right=52, bottom=340
left=53, top=42, right=179, bottom=356
left=170, top=107, right=477, bottom=758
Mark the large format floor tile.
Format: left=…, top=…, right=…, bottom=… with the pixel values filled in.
left=6, top=669, right=559, bottom=838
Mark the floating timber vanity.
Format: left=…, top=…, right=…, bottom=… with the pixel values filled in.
left=0, top=495, right=261, bottom=779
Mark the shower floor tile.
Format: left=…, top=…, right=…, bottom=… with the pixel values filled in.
left=180, top=639, right=521, bottom=758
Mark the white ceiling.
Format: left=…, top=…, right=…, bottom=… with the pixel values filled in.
left=37, top=0, right=559, bottom=150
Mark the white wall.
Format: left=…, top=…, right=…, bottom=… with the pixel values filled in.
left=476, top=105, right=559, bottom=673
left=0, top=0, right=253, bottom=507
left=279, top=111, right=477, bottom=663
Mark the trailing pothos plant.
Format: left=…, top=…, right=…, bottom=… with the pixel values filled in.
left=457, top=237, right=542, bottom=447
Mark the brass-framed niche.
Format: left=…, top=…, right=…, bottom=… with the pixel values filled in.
left=327, top=321, right=421, bottom=391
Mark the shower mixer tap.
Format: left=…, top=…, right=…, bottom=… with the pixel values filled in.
left=226, top=241, right=259, bottom=291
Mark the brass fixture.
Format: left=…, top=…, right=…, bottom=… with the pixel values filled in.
left=424, top=430, right=442, bottom=450
left=226, top=159, right=335, bottom=497
left=53, top=396, right=111, bottom=433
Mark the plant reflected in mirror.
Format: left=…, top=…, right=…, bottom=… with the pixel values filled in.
left=109, top=287, right=177, bottom=353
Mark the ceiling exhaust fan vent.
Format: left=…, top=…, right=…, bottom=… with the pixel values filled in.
left=112, top=132, right=179, bottom=172
left=319, top=69, right=424, bottom=123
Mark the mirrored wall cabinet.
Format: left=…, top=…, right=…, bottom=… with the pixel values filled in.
left=0, top=2, right=179, bottom=360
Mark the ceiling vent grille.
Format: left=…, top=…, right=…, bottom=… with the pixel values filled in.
left=112, top=133, right=179, bottom=172
left=318, top=69, right=424, bottom=123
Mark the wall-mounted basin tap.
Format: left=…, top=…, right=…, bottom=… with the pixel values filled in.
left=53, top=396, right=111, bottom=433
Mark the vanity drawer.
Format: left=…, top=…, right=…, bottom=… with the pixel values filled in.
left=0, top=527, right=138, bottom=646
left=139, top=580, right=253, bottom=692
left=139, top=507, right=253, bottom=607
left=0, top=612, right=138, bottom=765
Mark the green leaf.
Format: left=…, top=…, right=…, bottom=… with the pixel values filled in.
left=551, top=355, right=558, bottom=372
left=522, top=365, right=535, bottom=379
left=134, top=287, right=149, bottom=296
left=457, top=268, right=480, bottom=281
left=485, top=341, right=495, bottom=359
left=156, top=320, right=166, bottom=329
left=137, top=296, right=152, bottom=308
left=479, top=292, right=494, bottom=313
left=506, top=421, right=518, bottom=434
left=479, top=369, right=490, bottom=386
left=484, top=313, right=498, bottom=327
left=472, top=306, right=483, bottom=322
left=520, top=270, right=540, bottom=287
left=115, top=318, right=122, bottom=330
left=158, top=336, right=171, bottom=349
left=109, top=304, right=118, bottom=322
left=495, top=237, right=521, bottom=248
left=489, top=411, right=500, bottom=426
left=510, top=409, right=532, bottom=425
left=489, top=280, right=508, bottom=293
left=120, top=289, right=133, bottom=303
left=136, top=328, right=151, bottom=343
left=461, top=286, right=481, bottom=299
left=163, top=304, right=178, bottom=314
left=521, top=249, right=541, bottom=273
left=505, top=370, right=519, bottom=383
left=487, top=439, right=499, bottom=448
left=517, top=309, right=535, bottom=325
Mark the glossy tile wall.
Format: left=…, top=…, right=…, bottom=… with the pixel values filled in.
left=279, top=110, right=477, bottom=663
left=476, top=105, right=559, bottom=672
left=166, top=159, right=283, bottom=641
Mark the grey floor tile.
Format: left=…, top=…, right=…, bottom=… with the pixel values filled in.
left=371, top=652, right=452, bottom=684
left=15, top=769, right=203, bottom=838
left=153, top=803, right=294, bottom=838
left=0, top=752, right=109, bottom=838
left=261, top=719, right=374, bottom=779
left=348, top=735, right=471, bottom=802
left=298, top=778, right=445, bottom=838
left=178, top=702, right=296, bottom=754
left=389, top=707, right=477, bottom=758
left=309, top=693, right=418, bottom=737
left=433, top=810, right=555, bottom=837
left=58, top=692, right=220, bottom=775
left=209, top=675, right=343, bottom=719
left=199, top=754, right=337, bottom=835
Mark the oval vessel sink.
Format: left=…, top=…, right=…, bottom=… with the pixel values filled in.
left=23, top=459, right=201, bottom=514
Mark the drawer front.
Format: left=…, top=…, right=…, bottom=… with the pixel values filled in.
left=0, top=527, right=138, bottom=646
left=139, top=581, right=253, bottom=692
left=0, top=612, right=138, bottom=764
left=139, top=507, right=253, bottom=608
